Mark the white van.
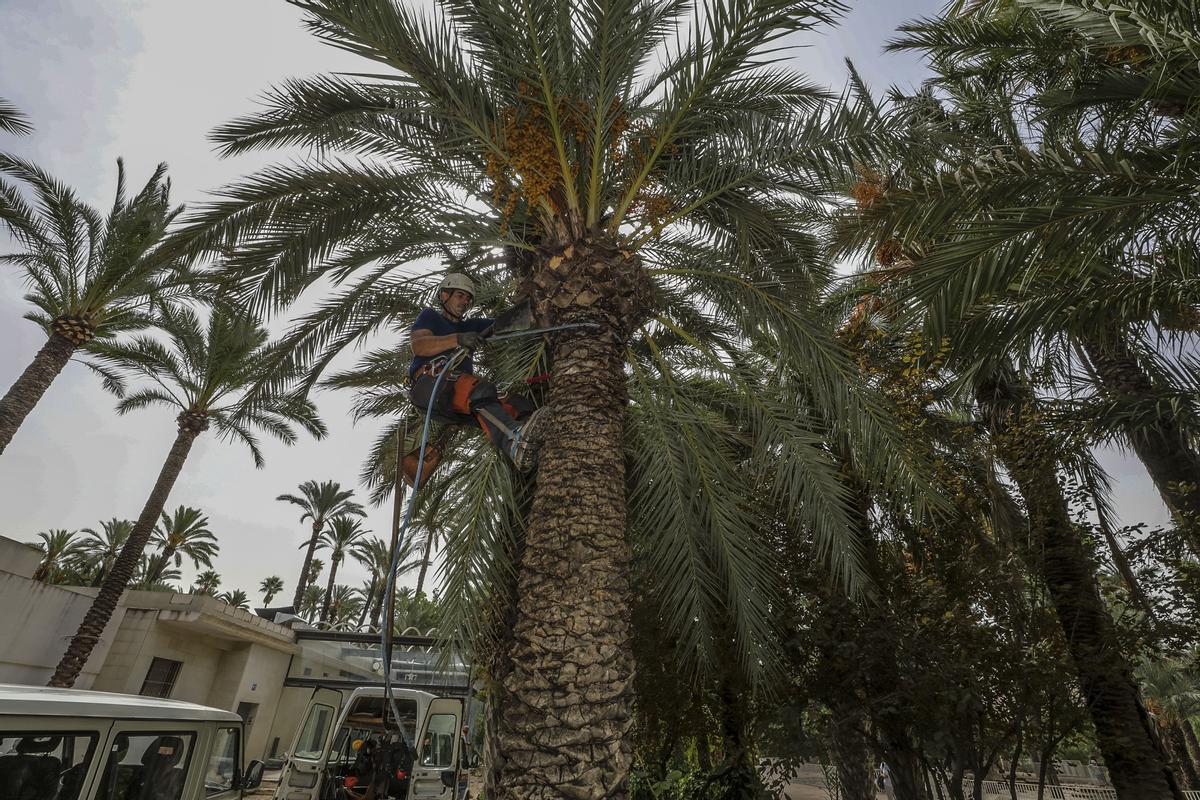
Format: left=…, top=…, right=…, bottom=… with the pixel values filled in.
left=0, top=683, right=264, bottom=800
left=274, top=686, right=464, bottom=800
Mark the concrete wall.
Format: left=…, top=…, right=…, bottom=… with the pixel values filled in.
left=0, top=538, right=126, bottom=689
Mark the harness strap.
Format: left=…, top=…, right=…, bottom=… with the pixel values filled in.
left=475, top=406, right=520, bottom=441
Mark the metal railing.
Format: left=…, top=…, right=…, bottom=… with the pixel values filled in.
left=964, top=780, right=1200, bottom=800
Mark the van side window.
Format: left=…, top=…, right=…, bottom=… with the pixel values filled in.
left=0, top=733, right=97, bottom=800
left=204, top=728, right=239, bottom=795
left=96, top=732, right=195, bottom=800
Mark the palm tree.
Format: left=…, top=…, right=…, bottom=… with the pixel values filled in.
left=831, top=4, right=1199, bottom=792
left=192, top=570, right=222, bottom=596
left=174, top=0, right=932, bottom=789
left=325, top=584, right=363, bottom=630
left=29, top=529, right=85, bottom=582
left=276, top=480, right=365, bottom=608
left=134, top=553, right=181, bottom=591
left=352, top=535, right=423, bottom=630
left=317, top=515, right=370, bottom=624
left=299, top=584, right=324, bottom=620
left=259, top=575, right=285, bottom=606
left=306, top=557, right=325, bottom=589
left=47, top=306, right=324, bottom=688
left=149, top=506, right=218, bottom=584
left=216, top=589, right=251, bottom=610
left=78, top=519, right=134, bottom=586
left=0, top=97, right=32, bottom=135
left=877, top=0, right=1200, bottom=557
left=0, top=157, right=185, bottom=456
left=1139, top=658, right=1200, bottom=788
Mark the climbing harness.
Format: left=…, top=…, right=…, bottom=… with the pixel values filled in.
left=377, top=318, right=602, bottom=726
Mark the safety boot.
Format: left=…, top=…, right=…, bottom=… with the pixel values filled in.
left=508, top=406, right=550, bottom=472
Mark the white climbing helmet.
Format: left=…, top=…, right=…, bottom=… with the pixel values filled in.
left=437, top=272, right=476, bottom=300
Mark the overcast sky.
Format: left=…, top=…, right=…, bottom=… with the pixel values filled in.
left=0, top=0, right=1169, bottom=603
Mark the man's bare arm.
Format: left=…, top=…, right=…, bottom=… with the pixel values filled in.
left=410, top=328, right=460, bottom=356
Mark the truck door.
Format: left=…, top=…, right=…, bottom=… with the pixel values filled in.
left=274, top=688, right=343, bottom=800
left=409, top=697, right=464, bottom=798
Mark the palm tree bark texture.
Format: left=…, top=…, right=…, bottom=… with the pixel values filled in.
left=0, top=329, right=79, bottom=456
left=496, top=241, right=649, bottom=800
left=1080, top=330, right=1200, bottom=558
left=976, top=371, right=1183, bottom=799
left=48, top=412, right=206, bottom=688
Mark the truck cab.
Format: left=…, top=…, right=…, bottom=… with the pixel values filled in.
left=0, top=683, right=264, bottom=800
left=275, top=686, right=463, bottom=800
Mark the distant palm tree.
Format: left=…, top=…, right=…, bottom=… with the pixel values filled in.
left=306, top=558, right=324, bottom=589
left=318, top=516, right=370, bottom=623
left=0, top=157, right=185, bottom=456
left=277, top=480, right=365, bottom=608
left=216, top=589, right=250, bottom=610
left=192, top=570, right=221, bottom=596
left=78, top=519, right=134, bottom=586
left=259, top=575, right=285, bottom=606
left=48, top=306, right=324, bottom=688
left=149, top=505, right=218, bottom=584
left=1138, top=657, right=1200, bottom=787
left=134, top=553, right=181, bottom=591
left=29, top=529, right=84, bottom=583
left=353, top=535, right=423, bottom=631
left=299, top=584, right=324, bottom=620
left=326, top=585, right=363, bottom=630
left=0, top=97, right=32, bottom=135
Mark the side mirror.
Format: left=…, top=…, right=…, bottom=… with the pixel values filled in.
left=440, top=770, right=456, bottom=789
left=242, top=760, right=264, bottom=790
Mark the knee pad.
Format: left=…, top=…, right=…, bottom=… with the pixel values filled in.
left=467, top=379, right=499, bottom=408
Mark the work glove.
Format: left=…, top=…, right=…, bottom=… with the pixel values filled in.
left=456, top=330, right=485, bottom=350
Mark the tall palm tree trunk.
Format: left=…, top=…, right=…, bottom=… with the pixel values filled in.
left=1182, top=723, right=1200, bottom=779
left=357, top=577, right=377, bottom=629
left=48, top=416, right=204, bottom=687
left=827, top=694, right=874, bottom=800
left=1164, top=722, right=1200, bottom=789
left=0, top=332, right=77, bottom=456
left=293, top=519, right=323, bottom=608
left=369, top=581, right=385, bottom=631
left=495, top=325, right=635, bottom=800
left=1080, top=332, right=1200, bottom=557
left=321, top=557, right=341, bottom=624
left=975, top=370, right=1182, bottom=799
left=414, top=530, right=434, bottom=597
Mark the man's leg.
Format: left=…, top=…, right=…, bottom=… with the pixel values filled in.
left=451, top=375, right=522, bottom=450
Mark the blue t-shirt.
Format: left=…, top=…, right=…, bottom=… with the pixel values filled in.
left=408, top=308, right=494, bottom=378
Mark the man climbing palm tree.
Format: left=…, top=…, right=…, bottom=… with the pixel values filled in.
left=405, top=272, right=545, bottom=482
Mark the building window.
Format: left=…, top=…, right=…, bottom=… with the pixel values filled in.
left=139, top=657, right=183, bottom=698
